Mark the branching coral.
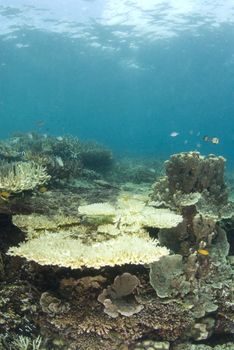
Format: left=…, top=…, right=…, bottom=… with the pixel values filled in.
left=0, top=161, right=50, bottom=193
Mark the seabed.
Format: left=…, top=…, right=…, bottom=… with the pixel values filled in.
left=0, top=133, right=233, bottom=350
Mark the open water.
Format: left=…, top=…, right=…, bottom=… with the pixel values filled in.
left=1, top=1, right=234, bottom=165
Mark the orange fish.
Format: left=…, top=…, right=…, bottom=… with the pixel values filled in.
left=197, top=249, right=209, bottom=256
left=0, top=191, right=11, bottom=201
left=38, top=186, right=47, bottom=193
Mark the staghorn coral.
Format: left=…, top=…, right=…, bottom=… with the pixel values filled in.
left=8, top=233, right=169, bottom=269
left=0, top=161, right=50, bottom=193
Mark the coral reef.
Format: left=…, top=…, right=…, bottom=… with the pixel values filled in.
left=0, top=144, right=233, bottom=350
left=147, top=151, right=234, bottom=347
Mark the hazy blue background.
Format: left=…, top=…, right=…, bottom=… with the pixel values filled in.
left=1, top=0, right=234, bottom=164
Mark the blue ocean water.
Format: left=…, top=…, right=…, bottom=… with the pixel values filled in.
left=1, top=1, right=234, bottom=165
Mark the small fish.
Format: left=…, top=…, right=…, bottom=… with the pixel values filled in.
left=197, top=249, right=209, bottom=256
left=203, top=136, right=220, bottom=144
left=211, top=137, right=220, bottom=144
left=170, top=131, right=179, bottom=137
left=38, top=186, right=47, bottom=193
left=55, top=156, right=64, bottom=167
left=35, top=119, right=45, bottom=128
left=27, top=132, right=33, bottom=139
left=0, top=191, right=11, bottom=201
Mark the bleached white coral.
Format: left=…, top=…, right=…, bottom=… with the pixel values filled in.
left=13, top=213, right=80, bottom=232
left=79, top=200, right=183, bottom=230
left=120, top=207, right=183, bottom=229
left=8, top=232, right=169, bottom=269
left=0, top=161, right=50, bottom=193
left=97, top=224, right=120, bottom=236
left=78, top=202, right=116, bottom=217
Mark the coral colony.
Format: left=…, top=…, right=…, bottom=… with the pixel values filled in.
left=0, top=133, right=233, bottom=349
